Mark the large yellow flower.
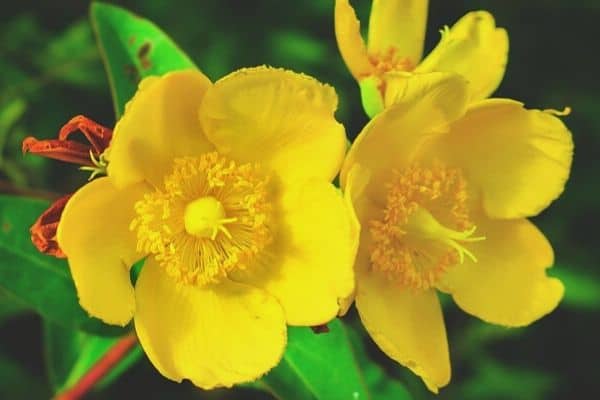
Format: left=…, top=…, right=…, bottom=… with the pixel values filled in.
left=56, top=67, right=358, bottom=388
left=335, top=0, right=508, bottom=113
left=340, top=73, right=573, bottom=392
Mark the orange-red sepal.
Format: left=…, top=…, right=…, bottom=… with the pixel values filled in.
left=22, top=115, right=113, bottom=166
left=58, top=115, right=112, bottom=154
left=24, top=115, right=114, bottom=258
left=22, top=137, right=95, bottom=166
left=30, top=194, right=72, bottom=258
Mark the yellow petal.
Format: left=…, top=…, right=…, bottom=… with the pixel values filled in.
left=439, top=215, right=564, bottom=327
left=199, top=66, right=347, bottom=186
left=356, top=268, right=450, bottom=393
left=343, top=164, right=379, bottom=229
left=57, top=177, right=148, bottom=326
left=340, top=165, right=379, bottom=316
left=233, top=179, right=358, bottom=325
left=334, top=0, right=374, bottom=79
left=134, top=258, right=286, bottom=389
left=415, top=11, right=508, bottom=102
left=429, top=99, right=573, bottom=219
left=347, top=167, right=451, bottom=392
left=340, top=72, right=469, bottom=199
left=368, top=0, right=429, bottom=65
left=107, top=70, right=213, bottom=189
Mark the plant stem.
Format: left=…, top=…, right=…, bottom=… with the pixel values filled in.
left=0, top=179, right=61, bottom=200
left=54, top=333, right=139, bottom=400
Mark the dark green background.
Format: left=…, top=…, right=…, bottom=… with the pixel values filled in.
left=0, top=0, right=598, bottom=399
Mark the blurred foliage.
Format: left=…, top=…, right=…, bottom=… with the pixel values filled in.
left=0, top=195, right=127, bottom=336
left=0, top=0, right=599, bottom=399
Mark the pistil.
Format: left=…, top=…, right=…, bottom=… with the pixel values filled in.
left=405, top=207, right=485, bottom=264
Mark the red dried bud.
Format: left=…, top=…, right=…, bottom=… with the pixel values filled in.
left=22, top=115, right=113, bottom=166
left=58, top=115, right=113, bottom=154
left=22, top=137, right=94, bottom=166
left=30, top=194, right=71, bottom=258
left=25, top=115, right=113, bottom=258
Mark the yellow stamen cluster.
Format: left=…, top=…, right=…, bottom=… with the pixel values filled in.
left=367, top=47, right=415, bottom=77
left=369, top=164, right=484, bottom=290
left=131, top=152, right=272, bottom=286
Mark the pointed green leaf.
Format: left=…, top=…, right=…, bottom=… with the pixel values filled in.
left=0, top=195, right=124, bottom=335
left=90, top=2, right=197, bottom=117
left=257, top=319, right=412, bottom=400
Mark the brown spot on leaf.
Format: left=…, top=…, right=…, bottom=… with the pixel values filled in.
left=128, top=36, right=136, bottom=46
left=124, top=64, right=140, bottom=84
left=2, top=222, right=12, bottom=234
left=311, top=324, right=330, bottom=334
left=137, top=42, right=152, bottom=70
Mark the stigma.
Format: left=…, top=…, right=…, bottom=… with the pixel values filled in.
left=132, top=152, right=272, bottom=286
left=184, top=196, right=236, bottom=240
left=404, top=207, right=485, bottom=264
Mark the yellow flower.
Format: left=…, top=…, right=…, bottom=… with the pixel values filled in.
left=335, top=0, right=508, bottom=113
left=56, top=67, right=358, bottom=388
left=340, top=73, right=573, bottom=392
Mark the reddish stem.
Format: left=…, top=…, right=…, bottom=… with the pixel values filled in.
left=54, top=333, right=138, bottom=400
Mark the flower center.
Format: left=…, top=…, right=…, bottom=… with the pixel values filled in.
left=369, top=164, right=484, bottom=290
left=132, top=152, right=272, bottom=286
left=183, top=196, right=236, bottom=240
left=368, top=47, right=415, bottom=76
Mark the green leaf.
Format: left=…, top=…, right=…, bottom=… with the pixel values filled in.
left=0, top=195, right=124, bottom=336
left=550, top=266, right=600, bottom=309
left=44, top=321, right=142, bottom=393
left=0, top=97, right=26, bottom=159
left=90, top=2, right=197, bottom=117
left=346, top=323, right=412, bottom=400
left=0, top=288, right=29, bottom=322
left=257, top=318, right=412, bottom=400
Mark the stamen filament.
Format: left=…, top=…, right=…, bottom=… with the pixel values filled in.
left=132, top=153, right=271, bottom=286
left=369, top=164, right=485, bottom=290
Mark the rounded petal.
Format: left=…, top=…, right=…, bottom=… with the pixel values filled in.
left=340, top=165, right=380, bottom=316
left=415, top=11, right=508, bottom=102
left=343, top=163, right=381, bottom=226
left=341, top=72, right=469, bottom=199
left=199, top=66, right=347, bottom=186
left=347, top=168, right=450, bottom=392
left=335, top=0, right=374, bottom=79
left=57, top=177, right=148, bottom=326
left=134, top=259, right=286, bottom=389
left=368, top=0, right=429, bottom=65
left=356, top=269, right=450, bottom=393
left=439, top=215, right=564, bottom=327
left=429, top=99, right=573, bottom=219
left=233, top=179, right=358, bottom=325
left=107, top=70, right=213, bottom=189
